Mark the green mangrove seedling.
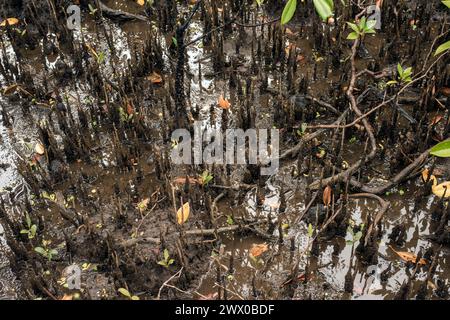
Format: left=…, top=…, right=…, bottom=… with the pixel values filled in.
left=346, top=224, right=364, bottom=246
left=346, top=16, right=376, bottom=40
left=34, top=240, right=58, bottom=261
left=387, top=64, right=413, bottom=86
left=158, top=249, right=175, bottom=268
left=20, top=213, right=37, bottom=239
left=118, top=288, right=139, bottom=300
left=200, top=170, right=213, bottom=186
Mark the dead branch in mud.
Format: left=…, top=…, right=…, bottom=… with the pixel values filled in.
left=348, top=147, right=432, bottom=195
left=120, top=220, right=271, bottom=248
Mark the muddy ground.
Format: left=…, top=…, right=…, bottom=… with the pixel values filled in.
left=0, top=0, right=449, bottom=300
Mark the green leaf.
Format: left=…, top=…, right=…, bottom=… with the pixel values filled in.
left=346, top=22, right=359, bottom=33
left=34, top=247, right=46, bottom=256
left=347, top=225, right=354, bottom=236
left=172, top=37, right=178, bottom=47
left=313, top=0, right=333, bottom=21
left=345, top=240, right=354, bottom=246
left=403, top=67, right=412, bottom=77
left=347, top=32, right=359, bottom=40
left=131, top=295, right=140, bottom=300
left=50, top=249, right=58, bottom=256
left=30, top=225, right=37, bottom=238
left=354, top=231, right=363, bottom=242
left=163, top=248, right=169, bottom=261
left=359, top=16, right=367, bottom=29
left=157, top=260, right=167, bottom=267
left=430, top=140, right=450, bottom=158
left=26, top=213, right=31, bottom=228
left=307, top=223, right=314, bottom=237
left=88, top=4, right=97, bottom=14
left=443, top=1, right=450, bottom=9
left=365, top=19, right=377, bottom=30
left=20, top=229, right=29, bottom=234
left=301, top=122, right=308, bottom=133
left=118, top=288, right=132, bottom=298
left=168, top=259, right=174, bottom=265
left=281, top=0, right=297, bottom=25
left=324, top=0, right=334, bottom=10
left=434, top=40, right=450, bottom=56
left=386, top=80, right=398, bottom=86
left=397, top=63, right=403, bottom=76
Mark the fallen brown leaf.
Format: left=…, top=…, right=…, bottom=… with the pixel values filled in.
left=147, top=72, right=163, bottom=84
left=390, top=246, right=427, bottom=265
left=218, top=95, right=231, bottom=109
left=430, top=115, right=443, bottom=126
left=323, top=185, right=333, bottom=206
left=250, top=243, right=268, bottom=258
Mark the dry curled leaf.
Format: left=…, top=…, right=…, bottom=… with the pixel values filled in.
left=0, top=18, right=19, bottom=27
left=126, top=103, right=134, bottom=115
left=323, top=185, right=333, bottom=206
left=60, top=294, right=73, bottom=300
left=3, top=84, right=19, bottom=95
left=218, top=95, right=231, bottom=109
left=147, top=72, right=163, bottom=84
left=35, top=142, right=45, bottom=155
left=177, top=202, right=190, bottom=225
left=390, top=246, right=426, bottom=265
left=136, top=0, right=145, bottom=5
left=440, top=87, right=450, bottom=97
left=430, top=115, right=443, bottom=126
left=250, top=243, right=268, bottom=258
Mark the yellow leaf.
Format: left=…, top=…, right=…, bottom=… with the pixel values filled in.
left=177, top=202, right=190, bottom=224
left=60, top=294, right=73, bottom=300
left=0, top=18, right=19, bottom=27
left=137, top=0, right=145, bottom=5
left=35, top=142, right=45, bottom=155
